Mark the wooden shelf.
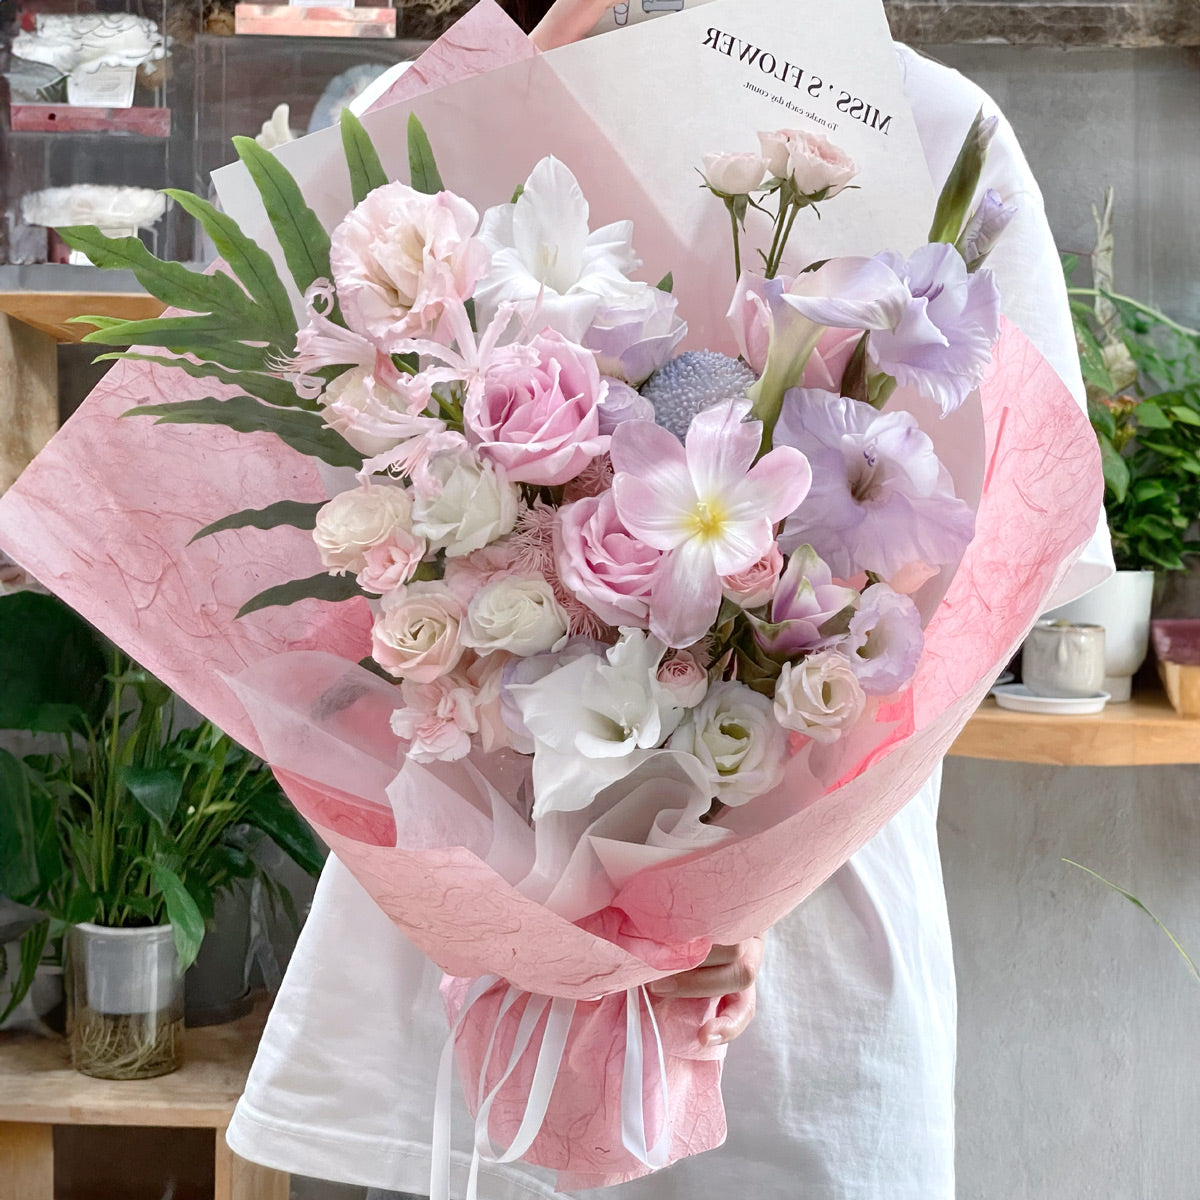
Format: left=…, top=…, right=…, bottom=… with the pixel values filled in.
left=0, top=1000, right=286, bottom=1199
left=949, top=687, right=1200, bottom=766
left=0, top=290, right=165, bottom=343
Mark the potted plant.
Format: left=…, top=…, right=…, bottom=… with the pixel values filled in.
left=1055, top=190, right=1200, bottom=699
left=0, top=590, right=324, bottom=1078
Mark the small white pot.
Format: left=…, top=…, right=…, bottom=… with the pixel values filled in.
left=1048, top=570, right=1156, bottom=701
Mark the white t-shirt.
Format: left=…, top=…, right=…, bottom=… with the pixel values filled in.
left=224, top=41, right=1112, bottom=1200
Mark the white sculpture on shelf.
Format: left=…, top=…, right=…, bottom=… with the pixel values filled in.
left=255, top=103, right=296, bottom=150
left=12, top=14, right=168, bottom=107
left=21, top=186, right=168, bottom=265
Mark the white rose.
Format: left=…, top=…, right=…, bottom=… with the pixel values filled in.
left=700, top=151, right=767, bottom=196
left=410, top=445, right=519, bottom=558
left=313, top=483, right=413, bottom=574
left=463, top=575, right=569, bottom=657
left=371, top=580, right=465, bottom=682
left=668, top=679, right=786, bottom=807
left=773, top=650, right=866, bottom=743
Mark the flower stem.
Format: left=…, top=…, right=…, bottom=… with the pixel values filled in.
left=1066, top=288, right=1200, bottom=339
left=726, top=199, right=742, bottom=281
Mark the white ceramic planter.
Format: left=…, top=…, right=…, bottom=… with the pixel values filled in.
left=1048, top=569, right=1156, bottom=702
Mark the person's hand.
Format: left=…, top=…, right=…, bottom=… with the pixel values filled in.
left=529, top=0, right=620, bottom=49
left=647, top=937, right=765, bottom=1047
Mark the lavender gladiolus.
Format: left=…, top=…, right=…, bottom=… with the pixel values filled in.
left=782, top=245, right=1001, bottom=415
left=775, top=389, right=975, bottom=580
left=846, top=583, right=924, bottom=695
left=956, top=189, right=1018, bottom=270
left=750, top=544, right=859, bottom=659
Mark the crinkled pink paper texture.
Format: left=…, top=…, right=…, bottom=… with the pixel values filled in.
left=0, top=360, right=369, bottom=754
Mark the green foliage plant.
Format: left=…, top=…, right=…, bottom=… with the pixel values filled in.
left=0, top=591, right=324, bottom=1021
left=1065, top=189, right=1200, bottom=572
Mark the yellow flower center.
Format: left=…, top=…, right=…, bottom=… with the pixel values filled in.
left=686, top=498, right=727, bottom=541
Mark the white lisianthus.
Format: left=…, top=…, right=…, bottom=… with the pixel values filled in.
left=509, top=628, right=686, bottom=818
left=700, top=151, right=767, bottom=196
left=463, top=575, right=569, bottom=657
left=313, top=482, right=413, bottom=574
left=410, top=445, right=519, bottom=558
left=773, top=650, right=866, bottom=743
left=668, top=680, right=786, bottom=807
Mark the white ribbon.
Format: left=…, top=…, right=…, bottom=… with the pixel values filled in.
left=430, top=979, right=672, bottom=1200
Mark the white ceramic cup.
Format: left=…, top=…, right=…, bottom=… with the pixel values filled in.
left=1022, top=620, right=1106, bottom=698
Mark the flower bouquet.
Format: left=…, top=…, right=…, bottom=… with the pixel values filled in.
left=0, top=0, right=1102, bottom=1192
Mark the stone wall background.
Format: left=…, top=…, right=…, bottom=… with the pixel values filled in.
left=887, top=0, right=1200, bottom=46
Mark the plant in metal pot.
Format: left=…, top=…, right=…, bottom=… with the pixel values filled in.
left=1056, top=190, right=1200, bottom=698
left=0, top=589, right=324, bottom=1078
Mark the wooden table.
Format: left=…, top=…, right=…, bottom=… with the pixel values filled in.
left=0, top=1003, right=287, bottom=1200
left=949, top=686, right=1200, bottom=766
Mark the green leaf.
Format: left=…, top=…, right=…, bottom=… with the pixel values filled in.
left=242, top=783, right=326, bottom=877
left=1134, top=402, right=1171, bottom=430
left=132, top=396, right=363, bottom=469
left=1170, top=405, right=1200, bottom=426
left=0, top=592, right=109, bottom=732
left=56, top=226, right=258, bottom=320
left=162, top=188, right=296, bottom=341
left=656, top=272, right=674, bottom=293
left=93, top=351, right=315, bottom=411
left=1098, top=438, right=1129, bottom=503
left=123, top=766, right=185, bottom=831
left=0, top=749, right=45, bottom=901
left=407, top=112, right=444, bottom=196
left=1086, top=396, right=1116, bottom=440
left=190, top=499, right=325, bottom=544
left=151, top=861, right=206, bottom=969
left=0, top=921, right=51, bottom=1025
left=1073, top=317, right=1114, bottom=393
left=83, top=315, right=273, bottom=373
left=232, top=135, right=332, bottom=297
left=340, top=108, right=388, bottom=206
left=236, top=571, right=368, bottom=619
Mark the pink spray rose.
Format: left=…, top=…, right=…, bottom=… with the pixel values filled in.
left=330, top=182, right=490, bottom=352
left=757, top=129, right=857, bottom=198
left=356, top=530, right=427, bottom=596
left=464, top=329, right=611, bottom=486
left=721, top=543, right=784, bottom=610
left=554, top=490, right=662, bottom=629
left=656, top=649, right=709, bottom=709
left=389, top=671, right=479, bottom=762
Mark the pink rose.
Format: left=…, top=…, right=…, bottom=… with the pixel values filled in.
left=356, top=530, right=428, bottom=596
left=464, top=330, right=610, bottom=486
left=721, top=543, right=784, bottom=609
left=390, top=671, right=479, bottom=762
left=757, top=129, right=857, bottom=198
left=799, top=327, right=862, bottom=393
left=554, top=490, right=661, bottom=628
left=656, top=649, right=709, bottom=708
left=371, top=581, right=464, bottom=682
left=330, top=182, right=490, bottom=351
left=700, top=151, right=767, bottom=196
